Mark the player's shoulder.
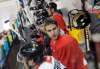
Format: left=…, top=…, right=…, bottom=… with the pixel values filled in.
left=62, top=34, right=75, bottom=41
left=39, top=56, right=53, bottom=69
left=60, top=34, right=78, bottom=45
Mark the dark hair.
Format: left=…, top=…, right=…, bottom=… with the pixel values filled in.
left=49, top=2, right=57, bottom=11
left=44, top=18, right=58, bottom=28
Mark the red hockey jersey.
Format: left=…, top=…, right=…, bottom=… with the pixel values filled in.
left=50, top=35, right=88, bottom=69
left=53, top=12, right=68, bottom=34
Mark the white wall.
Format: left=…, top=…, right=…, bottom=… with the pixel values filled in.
left=0, top=0, right=18, bottom=33
left=55, top=0, right=82, bottom=11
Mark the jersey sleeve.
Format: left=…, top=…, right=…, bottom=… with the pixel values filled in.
left=69, top=37, right=88, bottom=69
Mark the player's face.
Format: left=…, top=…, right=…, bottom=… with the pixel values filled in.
left=45, top=24, right=60, bottom=40
left=47, top=8, right=53, bottom=16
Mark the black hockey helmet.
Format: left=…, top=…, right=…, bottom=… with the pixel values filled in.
left=20, top=42, right=44, bottom=64
left=68, top=9, right=91, bottom=29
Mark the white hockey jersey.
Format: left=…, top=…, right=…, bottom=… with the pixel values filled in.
left=38, top=56, right=66, bottom=69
